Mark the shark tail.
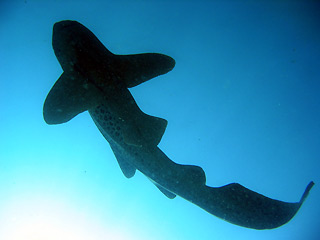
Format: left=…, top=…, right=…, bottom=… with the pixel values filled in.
left=192, top=181, right=314, bottom=229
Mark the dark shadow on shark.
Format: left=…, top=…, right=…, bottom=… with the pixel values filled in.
left=43, top=20, right=314, bottom=230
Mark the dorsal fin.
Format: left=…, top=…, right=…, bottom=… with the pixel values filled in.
left=43, top=71, right=104, bottom=124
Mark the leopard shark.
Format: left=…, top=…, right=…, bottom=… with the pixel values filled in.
left=43, top=20, right=314, bottom=229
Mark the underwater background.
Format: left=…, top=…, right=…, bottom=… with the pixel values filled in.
left=1, top=0, right=319, bottom=239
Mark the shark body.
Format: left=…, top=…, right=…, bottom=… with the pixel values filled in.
left=43, top=20, right=314, bottom=229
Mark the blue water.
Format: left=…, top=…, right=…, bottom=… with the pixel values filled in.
left=1, top=0, right=319, bottom=239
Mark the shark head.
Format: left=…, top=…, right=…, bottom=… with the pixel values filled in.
left=52, top=20, right=114, bottom=75
left=43, top=20, right=175, bottom=125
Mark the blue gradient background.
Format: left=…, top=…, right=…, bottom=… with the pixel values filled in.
left=1, top=1, right=319, bottom=239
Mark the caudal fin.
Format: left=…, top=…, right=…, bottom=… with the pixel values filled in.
left=190, top=181, right=314, bottom=229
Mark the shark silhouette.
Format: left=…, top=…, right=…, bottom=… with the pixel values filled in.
left=43, top=20, right=314, bottom=229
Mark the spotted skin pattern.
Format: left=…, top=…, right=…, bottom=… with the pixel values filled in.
left=43, top=20, right=314, bottom=230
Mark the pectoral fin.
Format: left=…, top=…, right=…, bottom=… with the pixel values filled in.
left=43, top=71, right=103, bottom=124
left=114, top=53, right=175, bottom=88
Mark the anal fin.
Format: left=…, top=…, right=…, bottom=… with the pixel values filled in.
left=147, top=176, right=176, bottom=199
left=154, top=183, right=176, bottom=199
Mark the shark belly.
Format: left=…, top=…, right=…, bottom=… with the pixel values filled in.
left=88, top=103, right=205, bottom=193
